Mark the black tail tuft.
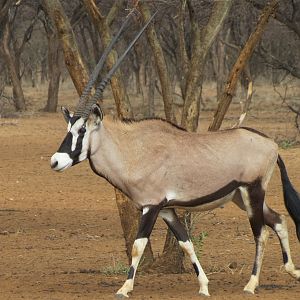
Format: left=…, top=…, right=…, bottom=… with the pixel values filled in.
left=277, top=155, right=300, bottom=241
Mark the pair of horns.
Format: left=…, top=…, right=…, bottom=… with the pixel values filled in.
left=74, top=11, right=157, bottom=119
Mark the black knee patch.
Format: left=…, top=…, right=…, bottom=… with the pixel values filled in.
left=282, top=251, right=288, bottom=264
left=193, top=263, right=200, bottom=277
left=127, top=266, right=135, bottom=279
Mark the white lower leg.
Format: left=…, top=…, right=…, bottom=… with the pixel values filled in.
left=275, top=218, right=300, bottom=280
left=244, top=228, right=269, bottom=294
left=179, top=240, right=210, bottom=296
left=116, top=238, right=148, bottom=297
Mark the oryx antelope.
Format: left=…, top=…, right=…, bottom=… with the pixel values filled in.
left=50, top=15, right=300, bottom=298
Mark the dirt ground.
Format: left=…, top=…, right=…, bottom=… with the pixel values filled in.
left=1, top=84, right=300, bottom=299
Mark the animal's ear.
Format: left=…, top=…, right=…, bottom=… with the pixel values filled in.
left=91, top=103, right=103, bottom=125
left=61, top=107, right=71, bottom=123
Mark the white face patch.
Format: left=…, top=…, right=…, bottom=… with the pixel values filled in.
left=50, top=152, right=73, bottom=172
left=51, top=116, right=92, bottom=172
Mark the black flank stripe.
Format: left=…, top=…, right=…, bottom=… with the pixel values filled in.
left=166, top=180, right=241, bottom=207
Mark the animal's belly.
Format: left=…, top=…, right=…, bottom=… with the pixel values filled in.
left=165, top=190, right=237, bottom=211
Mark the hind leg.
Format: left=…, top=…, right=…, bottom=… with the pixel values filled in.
left=263, top=203, right=300, bottom=280
left=159, top=208, right=210, bottom=296
left=239, top=181, right=269, bottom=294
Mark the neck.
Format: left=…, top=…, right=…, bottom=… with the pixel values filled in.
left=88, top=119, right=131, bottom=196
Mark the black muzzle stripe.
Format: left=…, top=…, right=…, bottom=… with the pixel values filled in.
left=57, top=132, right=73, bottom=153
left=57, top=121, right=85, bottom=165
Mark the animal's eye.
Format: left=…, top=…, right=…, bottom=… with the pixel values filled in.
left=78, top=126, right=86, bottom=135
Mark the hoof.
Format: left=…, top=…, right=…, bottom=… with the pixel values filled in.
left=115, top=293, right=129, bottom=299
left=243, top=288, right=256, bottom=295
left=199, top=292, right=210, bottom=297
left=199, top=288, right=210, bottom=297
left=244, top=275, right=258, bottom=294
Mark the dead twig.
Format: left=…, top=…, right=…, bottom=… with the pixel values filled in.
left=273, top=84, right=300, bottom=132
left=232, top=80, right=253, bottom=128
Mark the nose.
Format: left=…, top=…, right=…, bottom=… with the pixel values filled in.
left=51, top=159, right=58, bottom=169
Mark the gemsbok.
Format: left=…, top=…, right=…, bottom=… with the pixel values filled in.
left=50, top=14, right=300, bottom=298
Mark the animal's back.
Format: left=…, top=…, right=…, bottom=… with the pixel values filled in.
left=111, top=119, right=278, bottom=205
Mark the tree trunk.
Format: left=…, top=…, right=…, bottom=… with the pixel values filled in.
left=181, top=0, right=233, bottom=132
left=0, top=14, right=26, bottom=111
left=147, top=62, right=155, bottom=118
left=216, top=37, right=228, bottom=102
left=208, top=0, right=279, bottom=131
left=42, top=0, right=89, bottom=96
left=40, top=56, right=47, bottom=84
left=177, top=0, right=190, bottom=100
left=138, top=2, right=174, bottom=123
left=44, top=24, right=61, bottom=112
left=79, top=24, right=94, bottom=73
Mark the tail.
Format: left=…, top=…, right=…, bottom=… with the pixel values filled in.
left=277, top=155, right=300, bottom=241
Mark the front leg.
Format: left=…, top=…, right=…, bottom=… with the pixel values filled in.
left=116, top=205, right=161, bottom=298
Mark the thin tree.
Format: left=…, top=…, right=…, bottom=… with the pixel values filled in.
left=41, top=0, right=89, bottom=96
left=209, top=0, right=279, bottom=131
left=40, top=9, right=62, bottom=112
left=0, top=0, right=26, bottom=111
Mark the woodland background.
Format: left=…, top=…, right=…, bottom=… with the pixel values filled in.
left=1, top=0, right=300, bottom=277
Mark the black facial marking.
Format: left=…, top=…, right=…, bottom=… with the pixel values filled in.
left=57, top=132, right=73, bottom=153
left=70, top=116, right=81, bottom=126
left=127, top=266, right=135, bottom=279
left=192, top=263, right=200, bottom=277
left=57, top=116, right=86, bottom=164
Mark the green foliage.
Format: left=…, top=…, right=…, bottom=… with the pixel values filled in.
left=278, top=139, right=297, bottom=149
left=101, top=261, right=129, bottom=275
left=190, top=231, right=208, bottom=258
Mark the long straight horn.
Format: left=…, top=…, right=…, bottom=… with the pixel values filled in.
left=74, top=13, right=133, bottom=117
left=81, top=11, right=157, bottom=120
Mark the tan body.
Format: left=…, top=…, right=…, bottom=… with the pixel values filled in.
left=52, top=106, right=300, bottom=298
left=89, top=117, right=278, bottom=208
left=50, top=20, right=300, bottom=296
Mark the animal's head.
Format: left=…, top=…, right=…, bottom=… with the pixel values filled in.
left=50, top=12, right=156, bottom=172
left=50, top=104, right=103, bottom=172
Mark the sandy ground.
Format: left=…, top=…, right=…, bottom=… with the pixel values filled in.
left=0, top=85, right=300, bottom=299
